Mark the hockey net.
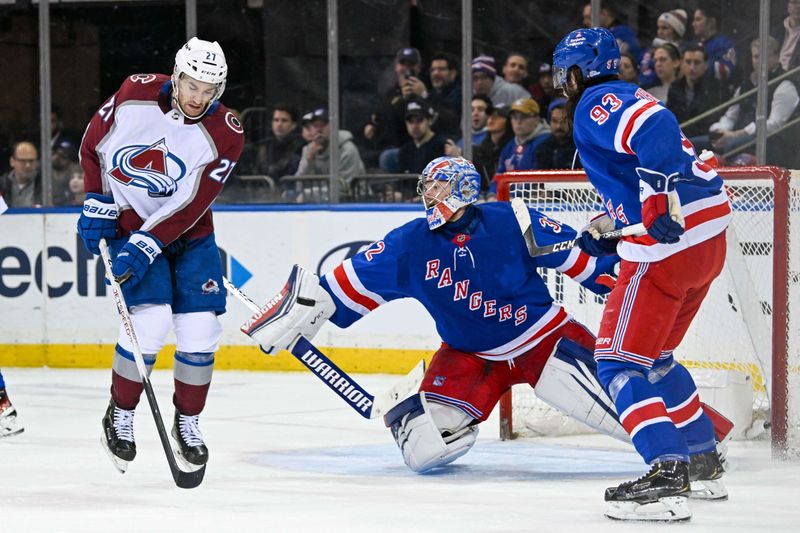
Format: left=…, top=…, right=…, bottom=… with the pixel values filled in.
left=496, top=167, right=800, bottom=457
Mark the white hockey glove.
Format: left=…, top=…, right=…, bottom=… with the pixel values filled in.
left=384, top=392, right=478, bottom=473
left=240, top=265, right=335, bottom=355
left=582, top=213, right=617, bottom=240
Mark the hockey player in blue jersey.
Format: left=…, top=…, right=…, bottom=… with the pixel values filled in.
left=243, top=156, right=638, bottom=472
left=553, top=27, right=730, bottom=521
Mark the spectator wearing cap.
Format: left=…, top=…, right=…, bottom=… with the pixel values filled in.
left=473, top=103, right=513, bottom=191
left=296, top=107, right=365, bottom=189
left=1, top=140, right=41, bottom=207
left=489, top=98, right=549, bottom=196
left=534, top=98, right=580, bottom=171
left=443, top=94, right=492, bottom=158
left=51, top=105, right=79, bottom=161
left=397, top=98, right=447, bottom=175
left=361, top=47, right=429, bottom=169
left=528, top=62, right=556, bottom=120
left=472, top=55, right=530, bottom=108
left=667, top=45, right=730, bottom=142
left=640, top=9, right=688, bottom=87
left=780, top=0, right=800, bottom=70
left=692, top=3, right=737, bottom=87
left=51, top=139, right=81, bottom=206
left=300, top=112, right=315, bottom=143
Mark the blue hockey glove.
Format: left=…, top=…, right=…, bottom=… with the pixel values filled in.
left=577, top=230, right=619, bottom=256
left=111, top=231, right=162, bottom=286
left=77, top=193, right=118, bottom=255
left=642, top=194, right=684, bottom=244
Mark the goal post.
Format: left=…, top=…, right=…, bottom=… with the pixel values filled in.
left=495, top=166, right=799, bottom=458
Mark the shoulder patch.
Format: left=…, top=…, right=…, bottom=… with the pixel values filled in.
left=128, top=74, right=158, bottom=84
left=225, top=111, right=244, bottom=134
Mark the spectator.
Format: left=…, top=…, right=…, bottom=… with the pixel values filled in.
left=397, top=98, right=447, bottom=175
left=362, top=47, right=428, bottom=170
left=0, top=141, right=41, bottom=207
left=528, top=63, right=556, bottom=119
left=502, top=52, right=530, bottom=87
left=51, top=139, right=81, bottom=206
left=640, top=9, right=688, bottom=87
left=471, top=55, right=531, bottom=108
left=619, top=52, right=641, bottom=84
left=667, top=45, right=730, bottom=141
left=709, top=36, right=800, bottom=167
left=780, top=0, right=800, bottom=71
left=428, top=52, right=463, bottom=139
left=255, top=103, right=305, bottom=180
left=584, top=2, right=642, bottom=61
left=51, top=105, right=79, bottom=160
left=473, top=103, right=513, bottom=191
left=67, top=169, right=86, bottom=206
left=692, top=3, right=737, bottom=86
left=645, top=43, right=682, bottom=103
left=489, top=98, right=550, bottom=196
left=296, top=107, right=366, bottom=189
left=444, top=94, right=491, bottom=157
left=300, top=111, right=315, bottom=143
left=534, top=98, right=580, bottom=170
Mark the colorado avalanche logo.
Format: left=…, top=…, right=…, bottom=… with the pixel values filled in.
left=108, top=139, right=187, bottom=197
left=201, top=279, right=220, bottom=294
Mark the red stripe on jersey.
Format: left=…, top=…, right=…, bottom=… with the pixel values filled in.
left=516, top=307, right=569, bottom=350
left=563, top=251, right=590, bottom=278
left=333, top=264, right=380, bottom=311
left=620, top=399, right=669, bottom=435
left=668, top=393, right=702, bottom=426
left=620, top=101, right=659, bottom=155
left=624, top=200, right=732, bottom=246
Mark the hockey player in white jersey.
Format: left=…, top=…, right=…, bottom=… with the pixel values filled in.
left=78, top=38, right=244, bottom=473
left=0, top=369, right=24, bottom=438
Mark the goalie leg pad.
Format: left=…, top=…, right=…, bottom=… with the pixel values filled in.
left=384, top=392, right=477, bottom=473
left=534, top=338, right=629, bottom=442
left=241, top=265, right=336, bottom=355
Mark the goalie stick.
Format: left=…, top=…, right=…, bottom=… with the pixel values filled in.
left=99, top=239, right=205, bottom=489
left=222, top=276, right=425, bottom=419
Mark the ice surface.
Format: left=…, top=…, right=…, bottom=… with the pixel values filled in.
left=1, top=368, right=798, bottom=532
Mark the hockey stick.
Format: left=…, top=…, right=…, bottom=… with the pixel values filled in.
left=223, top=276, right=425, bottom=419
left=511, top=197, right=646, bottom=258
left=98, top=239, right=205, bottom=489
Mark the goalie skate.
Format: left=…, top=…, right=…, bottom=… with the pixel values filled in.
left=100, top=399, right=136, bottom=474
left=0, top=389, right=24, bottom=439
left=170, top=411, right=207, bottom=472
left=604, top=460, right=691, bottom=522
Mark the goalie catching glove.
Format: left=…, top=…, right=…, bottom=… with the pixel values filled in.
left=240, top=265, right=335, bottom=355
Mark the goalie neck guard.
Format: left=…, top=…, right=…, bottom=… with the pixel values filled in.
left=172, top=37, right=228, bottom=119
left=417, top=156, right=481, bottom=230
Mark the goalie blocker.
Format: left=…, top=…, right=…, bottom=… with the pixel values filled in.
left=241, top=265, right=335, bottom=355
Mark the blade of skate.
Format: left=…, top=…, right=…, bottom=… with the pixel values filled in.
left=605, top=496, right=691, bottom=522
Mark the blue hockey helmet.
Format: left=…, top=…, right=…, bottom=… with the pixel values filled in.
left=552, top=27, right=620, bottom=90
left=417, top=156, right=481, bottom=230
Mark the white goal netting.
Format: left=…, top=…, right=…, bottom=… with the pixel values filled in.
left=496, top=167, right=800, bottom=456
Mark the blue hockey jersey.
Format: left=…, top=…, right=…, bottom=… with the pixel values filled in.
left=319, top=202, right=617, bottom=361
left=572, top=80, right=731, bottom=262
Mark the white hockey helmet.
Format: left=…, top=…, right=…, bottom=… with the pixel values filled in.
left=172, top=37, right=228, bottom=118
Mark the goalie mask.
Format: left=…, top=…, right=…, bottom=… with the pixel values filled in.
left=417, top=156, right=481, bottom=230
left=172, top=37, right=228, bottom=119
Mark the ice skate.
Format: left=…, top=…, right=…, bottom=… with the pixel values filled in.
left=689, top=449, right=727, bottom=500
left=101, top=398, right=136, bottom=473
left=171, top=411, right=208, bottom=472
left=604, top=460, right=691, bottom=522
left=0, top=388, right=24, bottom=439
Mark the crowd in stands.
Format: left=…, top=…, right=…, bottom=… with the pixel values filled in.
left=4, top=1, right=800, bottom=208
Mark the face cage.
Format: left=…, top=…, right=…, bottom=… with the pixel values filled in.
left=417, top=174, right=455, bottom=210
left=171, top=72, right=224, bottom=120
